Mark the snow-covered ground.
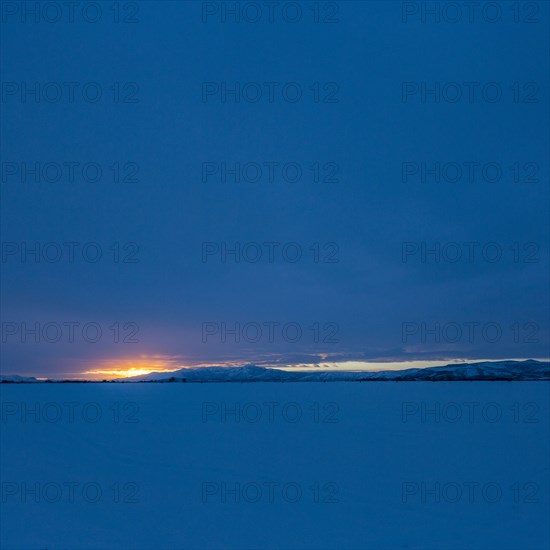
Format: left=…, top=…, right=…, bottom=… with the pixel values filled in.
left=1, top=381, right=548, bottom=549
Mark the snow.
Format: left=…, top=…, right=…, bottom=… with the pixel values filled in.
left=1, top=380, right=548, bottom=549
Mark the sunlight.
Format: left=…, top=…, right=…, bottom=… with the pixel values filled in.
left=83, top=357, right=181, bottom=379
left=91, top=367, right=158, bottom=378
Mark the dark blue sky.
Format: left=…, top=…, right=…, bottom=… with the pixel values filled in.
left=1, top=1, right=548, bottom=378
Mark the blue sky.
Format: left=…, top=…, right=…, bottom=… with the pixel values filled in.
left=1, top=1, right=548, bottom=378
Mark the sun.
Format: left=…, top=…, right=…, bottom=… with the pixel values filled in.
left=83, top=357, right=181, bottom=380
left=106, top=367, right=156, bottom=377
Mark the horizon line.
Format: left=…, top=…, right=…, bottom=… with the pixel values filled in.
left=3, top=357, right=549, bottom=381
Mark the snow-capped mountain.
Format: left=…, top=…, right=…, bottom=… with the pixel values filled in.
left=118, top=360, right=549, bottom=382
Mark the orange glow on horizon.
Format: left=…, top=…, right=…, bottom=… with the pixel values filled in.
left=83, top=357, right=182, bottom=379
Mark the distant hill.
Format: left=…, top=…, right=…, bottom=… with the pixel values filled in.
left=119, top=360, right=549, bottom=382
